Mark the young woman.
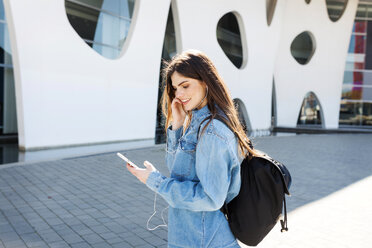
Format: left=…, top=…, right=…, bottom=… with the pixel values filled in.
left=127, top=50, right=258, bottom=248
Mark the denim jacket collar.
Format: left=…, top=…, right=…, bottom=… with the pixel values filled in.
left=191, top=104, right=211, bottom=124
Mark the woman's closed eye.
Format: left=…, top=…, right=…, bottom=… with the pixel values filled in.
left=173, top=85, right=189, bottom=91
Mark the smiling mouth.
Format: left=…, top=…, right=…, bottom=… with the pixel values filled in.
left=181, top=98, right=191, bottom=105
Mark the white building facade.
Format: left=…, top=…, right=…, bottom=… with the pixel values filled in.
left=0, top=0, right=369, bottom=151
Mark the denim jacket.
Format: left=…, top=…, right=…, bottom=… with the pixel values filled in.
left=146, top=105, right=242, bottom=248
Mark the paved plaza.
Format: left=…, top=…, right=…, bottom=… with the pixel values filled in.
left=0, top=134, right=371, bottom=248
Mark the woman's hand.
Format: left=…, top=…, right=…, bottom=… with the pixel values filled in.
left=171, top=98, right=186, bottom=130
left=126, top=161, right=157, bottom=184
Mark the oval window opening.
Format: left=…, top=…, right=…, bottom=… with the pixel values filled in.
left=65, top=0, right=135, bottom=59
left=233, top=98, right=252, bottom=134
left=217, top=12, right=244, bottom=68
left=326, top=0, right=348, bottom=22
left=297, top=92, right=323, bottom=126
left=290, top=31, right=315, bottom=65
left=266, top=0, right=277, bottom=26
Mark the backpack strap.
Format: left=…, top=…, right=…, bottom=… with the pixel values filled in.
left=197, top=115, right=254, bottom=149
left=280, top=196, right=289, bottom=232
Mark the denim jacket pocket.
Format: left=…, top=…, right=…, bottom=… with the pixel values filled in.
left=171, top=139, right=196, bottom=179
left=180, top=138, right=197, bottom=154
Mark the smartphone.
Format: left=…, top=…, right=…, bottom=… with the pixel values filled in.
left=117, top=153, right=139, bottom=169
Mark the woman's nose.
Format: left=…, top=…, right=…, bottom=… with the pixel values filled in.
left=175, top=90, right=182, bottom=98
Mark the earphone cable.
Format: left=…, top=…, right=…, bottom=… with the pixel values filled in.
left=146, top=192, right=169, bottom=231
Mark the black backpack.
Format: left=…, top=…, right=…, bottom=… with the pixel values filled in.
left=198, top=116, right=292, bottom=246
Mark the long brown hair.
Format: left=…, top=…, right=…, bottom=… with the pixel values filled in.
left=161, top=50, right=258, bottom=157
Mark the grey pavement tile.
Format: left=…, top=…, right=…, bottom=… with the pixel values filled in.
left=26, top=240, right=50, bottom=248
left=27, top=202, right=44, bottom=209
left=2, top=210, right=21, bottom=219
left=1, top=239, right=27, bottom=248
left=39, top=212, right=59, bottom=221
left=105, top=237, right=124, bottom=245
left=26, top=241, right=50, bottom=248
left=45, top=218, right=64, bottom=226
left=70, top=226, right=93, bottom=236
left=136, top=244, right=156, bottom=248
left=75, top=215, right=91, bottom=221
left=34, top=208, right=54, bottom=216
left=0, top=231, right=21, bottom=242
left=89, top=225, right=110, bottom=235
left=101, top=209, right=121, bottom=219
left=38, top=230, right=63, bottom=243
left=55, top=228, right=76, bottom=239
left=15, top=206, right=34, bottom=214
left=98, top=232, right=117, bottom=240
left=135, top=230, right=157, bottom=239
left=91, top=242, right=112, bottom=248
left=28, top=221, right=51, bottom=232
left=50, top=209, right=70, bottom=217
left=6, top=216, right=26, bottom=226
left=19, top=232, right=42, bottom=243
left=143, top=236, right=167, bottom=246
left=0, top=224, right=14, bottom=234
left=61, top=217, right=82, bottom=226
left=87, top=212, right=106, bottom=219
left=124, top=236, right=148, bottom=247
left=150, top=229, right=167, bottom=240
left=58, top=213, right=74, bottom=219
left=60, top=233, right=84, bottom=244
left=96, top=218, right=111, bottom=224
left=0, top=204, right=14, bottom=212
left=111, top=241, right=133, bottom=248
left=58, top=201, right=78, bottom=209
left=155, top=245, right=167, bottom=248
left=70, top=242, right=92, bottom=248
left=79, top=219, right=100, bottom=227
left=81, top=233, right=105, bottom=245
left=21, top=212, right=42, bottom=221
left=0, top=218, right=7, bottom=226
left=103, top=223, right=127, bottom=234
left=51, top=224, right=71, bottom=232
left=12, top=223, right=35, bottom=235
left=91, top=204, right=107, bottom=211
left=77, top=204, right=91, bottom=210
left=49, top=240, right=70, bottom=248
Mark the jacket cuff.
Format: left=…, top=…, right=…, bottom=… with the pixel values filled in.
left=167, top=126, right=183, bottom=152
left=146, top=171, right=166, bottom=192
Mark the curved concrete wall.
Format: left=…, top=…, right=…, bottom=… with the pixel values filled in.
left=4, top=0, right=170, bottom=150
left=274, top=0, right=357, bottom=129
left=2, top=0, right=358, bottom=150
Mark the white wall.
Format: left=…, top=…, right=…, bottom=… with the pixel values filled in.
left=4, top=0, right=170, bottom=150
left=274, top=0, right=358, bottom=128
left=2, top=0, right=358, bottom=150
left=174, top=0, right=285, bottom=131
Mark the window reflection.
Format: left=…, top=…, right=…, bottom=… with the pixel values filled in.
left=65, top=0, right=135, bottom=59
left=0, top=0, right=17, bottom=135
left=297, top=93, right=322, bottom=126
left=339, top=102, right=372, bottom=126
left=290, top=31, right=315, bottom=65
left=326, top=0, right=348, bottom=22
left=340, top=1, right=372, bottom=127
